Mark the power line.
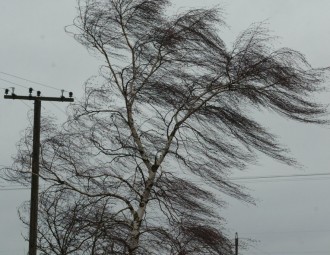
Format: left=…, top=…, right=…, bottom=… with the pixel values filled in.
left=0, top=77, right=30, bottom=89
left=246, top=251, right=330, bottom=254
left=49, top=101, right=68, bottom=115
left=0, top=187, right=29, bottom=191
left=185, top=172, right=330, bottom=185
left=231, top=172, right=330, bottom=181
left=0, top=71, right=67, bottom=92
left=19, top=100, right=33, bottom=109
left=242, top=228, right=330, bottom=235
left=234, top=177, right=330, bottom=184
left=0, top=183, right=27, bottom=187
left=2, top=172, right=330, bottom=191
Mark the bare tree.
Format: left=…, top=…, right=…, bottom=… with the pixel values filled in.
left=19, top=188, right=133, bottom=255
left=3, top=0, right=328, bottom=254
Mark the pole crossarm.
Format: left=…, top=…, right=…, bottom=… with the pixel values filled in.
left=4, top=95, right=74, bottom=102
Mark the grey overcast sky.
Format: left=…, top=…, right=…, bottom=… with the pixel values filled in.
left=1, top=1, right=330, bottom=254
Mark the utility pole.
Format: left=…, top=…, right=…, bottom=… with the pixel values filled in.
left=235, top=232, right=238, bottom=255
left=4, top=88, right=73, bottom=255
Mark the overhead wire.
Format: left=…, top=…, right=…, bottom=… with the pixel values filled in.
left=241, top=228, right=330, bottom=236
left=0, top=187, right=29, bottom=191
left=0, top=70, right=68, bottom=92
left=231, top=172, right=330, bottom=181
left=49, top=101, right=68, bottom=115
left=0, top=77, right=30, bottom=89
left=183, top=172, right=330, bottom=185
left=245, top=251, right=330, bottom=254
left=2, top=172, right=330, bottom=191
left=19, top=100, right=33, bottom=109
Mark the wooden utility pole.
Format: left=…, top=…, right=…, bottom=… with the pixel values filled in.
left=235, top=232, right=238, bottom=255
left=4, top=88, right=73, bottom=255
left=29, top=98, right=41, bottom=255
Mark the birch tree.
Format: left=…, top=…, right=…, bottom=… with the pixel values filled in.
left=3, top=0, right=328, bottom=254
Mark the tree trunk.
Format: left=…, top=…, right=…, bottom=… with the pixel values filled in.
left=128, top=169, right=157, bottom=254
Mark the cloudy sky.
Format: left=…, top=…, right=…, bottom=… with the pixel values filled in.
left=1, top=0, right=329, bottom=254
